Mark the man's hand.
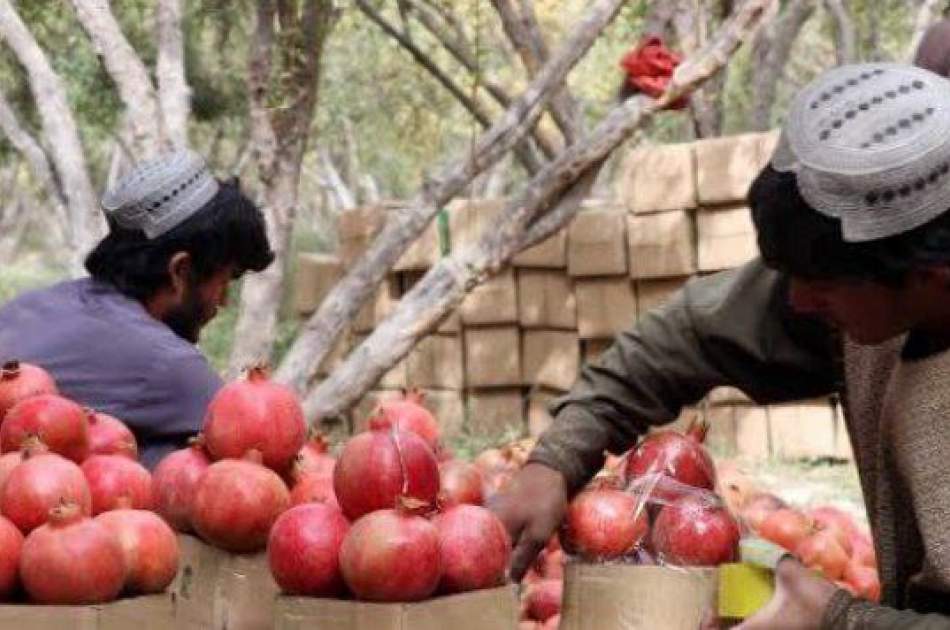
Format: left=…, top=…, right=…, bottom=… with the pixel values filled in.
left=487, top=462, right=569, bottom=582
left=733, top=557, right=840, bottom=630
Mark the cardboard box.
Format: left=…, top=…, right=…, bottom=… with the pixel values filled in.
left=635, top=277, right=688, bottom=316
left=707, top=386, right=753, bottom=406
left=697, top=206, right=758, bottom=272
left=447, top=198, right=506, bottom=251
left=833, top=401, right=854, bottom=461
left=627, top=211, right=696, bottom=279
left=768, top=400, right=837, bottom=458
left=353, top=277, right=399, bottom=334
left=0, top=595, right=178, bottom=630
left=466, top=388, right=525, bottom=436
left=394, top=219, right=440, bottom=271
left=528, top=389, right=560, bottom=436
left=463, top=327, right=522, bottom=388
left=211, top=551, right=280, bottom=630
left=423, top=389, right=466, bottom=439
left=407, top=334, right=464, bottom=389
left=620, top=143, right=698, bottom=214
left=293, top=253, right=342, bottom=316
left=517, top=269, right=577, bottom=330
left=574, top=278, right=636, bottom=340
left=522, top=330, right=581, bottom=392
left=695, top=133, right=766, bottom=206
left=274, top=585, right=519, bottom=630
left=174, top=533, right=227, bottom=628
left=567, top=210, right=628, bottom=277
left=339, top=206, right=386, bottom=266
left=459, top=267, right=518, bottom=325
left=561, top=564, right=718, bottom=630
left=736, top=406, right=771, bottom=459
left=513, top=225, right=568, bottom=268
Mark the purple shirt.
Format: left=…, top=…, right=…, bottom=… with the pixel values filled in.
left=0, top=278, right=222, bottom=468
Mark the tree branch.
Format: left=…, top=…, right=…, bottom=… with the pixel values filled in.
left=156, top=0, right=191, bottom=148
left=274, top=0, right=631, bottom=393
left=299, top=0, right=778, bottom=419
left=0, top=0, right=102, bottom=271
left=69, top=0, right=164, bottom=157
left=823, top=0, right=857, bottom=65
left=355, top=0, right=545, bottom=174
left=0, top=89, right=66, bottom=214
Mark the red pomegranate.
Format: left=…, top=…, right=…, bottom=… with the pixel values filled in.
left=267, top=503, right=350, bottom=596
left=1, top=394, right=89, bottom=463
left=433, top=504, right=511, bottom=593
left=0, top=450, right=23, bottom=497
left=759, top=508, right=814, bottom=552
left=624, top=417, right=716, bottom=502
left=81, top=455, right=154, bottom=515
left=368, top=388, right=440, bottom=451
left=524, top=579, right=562, bottom=622
left=844, top=561, right=880, bottom=602
left=0, top=515, right=22, bottom=599
left=651, top=494, right=740, bottom=567
left=339, top=504, right=442, bottom=602
left=191, top=450, right=289, bottom=552
left=86, top=410, right=137, bottom=459
left=95, top=501, right=180, bottom=594
left=19, top=503, right=125, bottom=604
left=439, top=460, right=484, bottom=506
left=333, top=427, right=439, bottom=521
left=151, top=438, right=211, bottom=532
left=0, top=360, right=57, bottom=421
left=202, top=365, right=306, bottom=472
left=290, top=473, right=339, bottom=509
left=560, top=485, right=649, bottom=560
left=293, top=431, right=336, bottom=480
left=794, top=530, right=849, bottom=580
left=1, top=444, right=91, bottom=534
left=542, top=614, right=561, bottom=630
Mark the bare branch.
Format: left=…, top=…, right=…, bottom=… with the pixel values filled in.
left=822, top=0, right=858, bottom=65
left=355, top=0, right=545, bottom=173
left=69, top=0, right=163, bottom=157
left=275, top=0, right=631, bottom=392
left=0, top=0, right=102, bottom=270
left=750, top=0, right=815, bottom=131
left=0, top=89, right=65, bottom=212
left=156, top=0, right=191, bottom=148
left=301, top=0, right=779, bottom=420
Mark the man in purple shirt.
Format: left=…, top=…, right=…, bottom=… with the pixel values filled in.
left=0, top=150, right=273, bottom=467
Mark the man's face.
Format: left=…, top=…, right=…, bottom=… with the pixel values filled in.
left=787, top=276, right=916, bottom=345
left=163, top=266, right=234, bottom=343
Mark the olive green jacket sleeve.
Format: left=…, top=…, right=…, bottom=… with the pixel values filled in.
left=528, top=258, right=840, bottom=494
left=822, top=590, right=950, bottom=629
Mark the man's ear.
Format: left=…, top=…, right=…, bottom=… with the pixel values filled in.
left=167, top=252, right=192, bottom=299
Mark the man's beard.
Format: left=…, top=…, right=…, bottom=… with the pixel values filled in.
left=162, top=290, right=207, bottom=343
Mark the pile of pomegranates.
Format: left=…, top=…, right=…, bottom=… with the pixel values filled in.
left=0, top=360, right=180, bottom=604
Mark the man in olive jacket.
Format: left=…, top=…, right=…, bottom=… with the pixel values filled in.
left=491, top=63, right=950, bottom=629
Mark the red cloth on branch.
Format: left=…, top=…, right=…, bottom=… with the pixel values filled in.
left=620, top=36, right=688, bottom=110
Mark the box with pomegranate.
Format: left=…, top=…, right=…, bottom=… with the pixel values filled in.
left=517, top=415, right=880, bottom=629
left=0, top=360, right=180, bottom=627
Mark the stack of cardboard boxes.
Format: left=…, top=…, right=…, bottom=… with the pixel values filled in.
left=293, top=130, right=852, bottom=461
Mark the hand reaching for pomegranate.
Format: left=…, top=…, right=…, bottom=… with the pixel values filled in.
left=704, top=557, right=838, bottom=630
left=487, top=462, right=568, bottom=582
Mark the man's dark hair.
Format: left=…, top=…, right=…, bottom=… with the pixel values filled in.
left=749, top=165, right=950, bottom=287
left=85, top=178, right=274, bottom=302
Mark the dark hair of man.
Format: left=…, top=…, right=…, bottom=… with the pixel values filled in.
left=749, top=165, right=950, bottom=287
left=85, top=178, right=275, bottom=302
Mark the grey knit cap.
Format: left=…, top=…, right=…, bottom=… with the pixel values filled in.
left=771, top=63, right=950, bottom=242
left=101, top=150, right=219, bottom=239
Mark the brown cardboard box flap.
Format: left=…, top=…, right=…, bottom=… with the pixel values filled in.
left=274, top=585, right=519, bottom=630
left=0, top=594, right=177, bottom=630
left=561, top=564, right=718, bottom=630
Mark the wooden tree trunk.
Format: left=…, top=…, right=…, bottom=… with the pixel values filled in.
left=156, top=0, right=191, bottom=148
left=823, top=0, right=857, bottom=65
left=301, top=0, right=778, bottom=421
left=274, top=0, right=631, bottom=393
left=0, top=0, right=102, bottom=273
left=227, top=0, right=336, bottom=375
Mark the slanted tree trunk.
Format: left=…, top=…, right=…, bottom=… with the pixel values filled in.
left=823, top=0, right=857, bottom=65
left=274, top=0, right=632, bottom=393
left=750, top=0, right=815, bottom=131
left=227, top=0, right=337, bottom=375
left=0, top=0, right=102, bottom=274
left=300, top=0, right=778, bottom=420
